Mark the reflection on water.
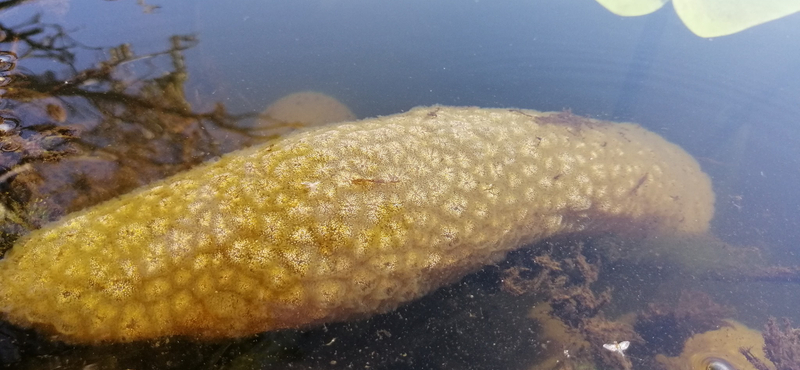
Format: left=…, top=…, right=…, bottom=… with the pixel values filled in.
left=0, top=22, right=256, bottom=247
left=0, top=51, right=14, bottom=86
left=1, top=0, right=800, bottom=369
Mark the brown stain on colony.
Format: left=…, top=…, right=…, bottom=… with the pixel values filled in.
left=0, top=106, right=714, bottom=343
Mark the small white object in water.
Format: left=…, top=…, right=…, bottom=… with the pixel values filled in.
left=603, top=341, right=630, bottom=357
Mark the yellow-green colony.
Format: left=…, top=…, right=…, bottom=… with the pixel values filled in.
left=656, top=320, right=770, bottom=370
left=0, top=106, right=714, bottom=343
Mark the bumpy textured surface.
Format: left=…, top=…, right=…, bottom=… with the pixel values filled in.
left=0, top=106, right=714, bottom=343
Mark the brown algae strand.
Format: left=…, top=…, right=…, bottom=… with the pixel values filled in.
left=0, top=106, right=714, bottom=343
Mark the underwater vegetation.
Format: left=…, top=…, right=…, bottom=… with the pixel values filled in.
left=753, top=317, right=800, bottom=370
left=594, top=0, right=800, bottom=37
left=500, top=236, right=800, bottom=370
left=0, top=105, right=713, bottom=343
left=502, top=242, right=641, bottom=370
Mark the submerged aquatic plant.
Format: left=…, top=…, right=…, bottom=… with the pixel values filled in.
left=759, top=317, right=800, bottom=370
left=502, top=242, right=642, bottom=370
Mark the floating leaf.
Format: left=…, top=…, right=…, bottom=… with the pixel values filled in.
left=595, top=0, right=800, bottom=37
left=673, top=0, right=800, bottom=37
left=595, top=0, right=669, bottom=16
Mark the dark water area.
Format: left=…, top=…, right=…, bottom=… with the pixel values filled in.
left=2, top=0, right=800, bottom=369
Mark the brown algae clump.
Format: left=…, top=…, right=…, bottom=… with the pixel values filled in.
left=0, top=106, right=714, bottom=343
